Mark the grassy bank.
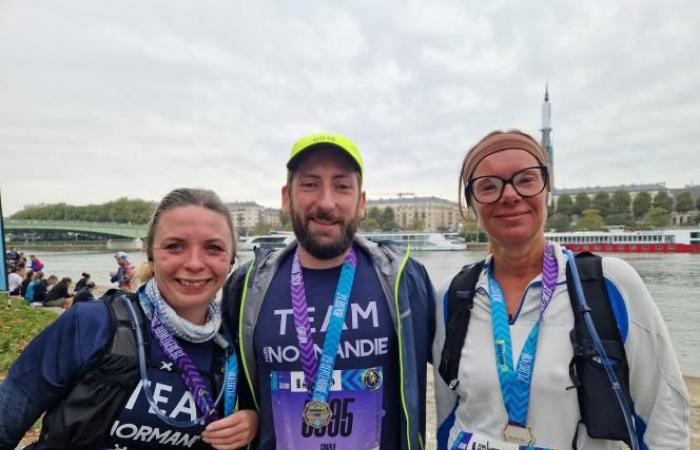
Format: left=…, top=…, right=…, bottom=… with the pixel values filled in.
left=0, top=294, right=56, bottom=448
left=0, top=294, right=57, bottom=373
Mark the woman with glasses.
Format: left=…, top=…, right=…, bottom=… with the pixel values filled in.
left=0, top=188, right=257, bottom=450
left=432, top=130, right=689, bottom=449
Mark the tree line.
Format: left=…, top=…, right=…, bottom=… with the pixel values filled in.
left=546, top=189, right=700, bottom=231
left=10, top=198, right=157, bottom=224
left=361, top=207, right=401, bottom=231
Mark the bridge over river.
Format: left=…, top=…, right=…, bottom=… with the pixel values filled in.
left=4, top=219, right=147, bottom=249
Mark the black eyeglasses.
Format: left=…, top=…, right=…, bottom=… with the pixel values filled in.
left=465, top=166, right=549, bottom=204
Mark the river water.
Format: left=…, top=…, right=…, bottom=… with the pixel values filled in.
left=31, top=249, right=700, bottom=376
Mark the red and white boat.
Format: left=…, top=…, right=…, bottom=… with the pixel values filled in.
left=545, top=228, right=700, bottom=253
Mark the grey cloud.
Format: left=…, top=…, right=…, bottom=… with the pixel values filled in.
left=1, top=1, right=699, bottom=214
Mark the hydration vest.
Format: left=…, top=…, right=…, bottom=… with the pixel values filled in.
left=437, top=252, right=634, bottom=446
left=38, top=291, right=142, bottom=449
left=36, top=290, right=226, bottom=450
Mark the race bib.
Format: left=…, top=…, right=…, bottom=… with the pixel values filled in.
left=450, top=430, right=556, bottom=450
left=271, top=367, right=384, bottom=450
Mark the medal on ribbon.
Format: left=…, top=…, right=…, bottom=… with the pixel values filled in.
left=503, top=423, right=535, bottom=446
left=290, top=247, right=358, bottom=429
left=487, top=243, right=558, bottom=445
left=302, top=400, right=334, bottom=428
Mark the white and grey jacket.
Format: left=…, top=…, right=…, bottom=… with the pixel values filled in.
left=432, top=243, right=690, bottom=449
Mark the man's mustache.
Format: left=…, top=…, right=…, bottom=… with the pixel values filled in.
left=305, top=210, right=338, bottom=223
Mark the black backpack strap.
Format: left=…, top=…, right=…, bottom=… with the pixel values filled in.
left=567, top=252, right=622, bottom=345
left=103, top=291, right=146, bottom=358
left=438, top=260, right=485, bottom=389
left=566, top=252, right=632, bottom=444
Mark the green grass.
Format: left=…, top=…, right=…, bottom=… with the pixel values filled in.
left=0, top=293, right=58, bottom=373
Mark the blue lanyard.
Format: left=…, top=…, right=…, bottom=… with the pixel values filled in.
left=291, top=248, right=358, bottom=404
left=488, top=244, right=557, bottom=427
left=223, top=352, right=238, bottom=416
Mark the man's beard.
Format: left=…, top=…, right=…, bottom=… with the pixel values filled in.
left=291, top=209, right=358, bottom=260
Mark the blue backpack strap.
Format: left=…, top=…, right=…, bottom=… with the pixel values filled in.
left=438, top=260, right=485, bottom=389
left=566, top=252, right=633, bottom=445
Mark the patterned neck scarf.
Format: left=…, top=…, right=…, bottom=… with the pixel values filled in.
left=138, top=278, right=222, bottom=344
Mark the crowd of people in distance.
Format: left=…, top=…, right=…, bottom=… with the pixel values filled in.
left=5, top=244, right=142, bottom=313
left=5, top=253, right=100, bottom=309
left=6, top=247, right=141, bottom=310
left=5, top=247, right=145, bottom=309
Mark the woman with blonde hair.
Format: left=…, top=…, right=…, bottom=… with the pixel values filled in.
left=433, top=130, right=689, bottom=449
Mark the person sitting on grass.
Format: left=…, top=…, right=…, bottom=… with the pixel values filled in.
left=8, top=266, right=24, bottom=296
left=73, top=281, right=96, bottom=303
left=74, top=272, right=91, bottom=294
left=44, top=277, right=74, bottom=308
left=24, top=272, right=40, bottom=304
left=29, top=273, right=55, bottom=306
left=19, top=270, right=34, bottom=299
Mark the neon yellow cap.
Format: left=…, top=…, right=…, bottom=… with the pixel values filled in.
left=287, top=132, right=364, bottom=176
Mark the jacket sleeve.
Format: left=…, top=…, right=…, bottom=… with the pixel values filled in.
left=0, top=377, right=45, bottom=448
left=602, top=257, right=690, bottom=448
left=431, top=279, right=460, bottom=433
left=222, top=263, right=257, bottom=412
left=407, top=258, right=437, bottom=364
left=0, top=301, right=113, bottom=448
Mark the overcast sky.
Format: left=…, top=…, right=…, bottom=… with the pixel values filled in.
left=1, top=1, right=699, bottom=215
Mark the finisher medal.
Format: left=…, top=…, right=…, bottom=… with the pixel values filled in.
left=303, top=400, right=333, bottom=429
left=503, top=423, right=535, bottom=446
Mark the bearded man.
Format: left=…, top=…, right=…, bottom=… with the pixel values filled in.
left=224, top=132, right=435, bottom=450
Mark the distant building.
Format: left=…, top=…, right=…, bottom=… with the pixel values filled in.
left=227, top=201, right=282, bottom=233
left=669, top=184, right=700, bottom=200
left=228, top=201, right=262, bottom=229
left=671, top=210, right=699, bottom=227
left=669, top=185, right=700, bottom=226
left=366, top=196, right=460, bottom=232
left=260, top=207, right=282, bottom=229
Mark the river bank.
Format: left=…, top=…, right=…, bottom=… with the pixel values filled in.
left=7, top=242, right=111, bottom=252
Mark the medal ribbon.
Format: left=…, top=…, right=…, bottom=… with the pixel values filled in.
left=151, top=316, right=222, bottom=424
left=223, top=353, right=238, bottom=417
left=291, top=247, right=357, bottom=402
left=488, top=243, right=558, bottom=427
